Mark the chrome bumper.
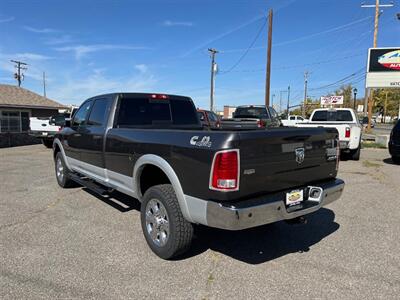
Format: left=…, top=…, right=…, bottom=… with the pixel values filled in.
left=206, top=179, right=344, bottom=230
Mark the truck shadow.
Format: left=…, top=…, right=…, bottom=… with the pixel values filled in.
left=184, top=208, right=339, bottom=264
left=383, top=157, right=399, bottom=165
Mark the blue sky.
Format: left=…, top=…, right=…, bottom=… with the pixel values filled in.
left=0, top=0, right=399, bottom=111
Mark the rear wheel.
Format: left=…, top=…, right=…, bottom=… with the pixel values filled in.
left=55, top=152, right=76, bottom=188
left=42, top=138, right=53, bottom=148
left=350, top=144, right=361, bottom=161
left=140, top=184, right=193, bottom=259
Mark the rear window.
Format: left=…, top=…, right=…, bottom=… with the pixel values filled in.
left=116, top=96, right=200, bottom=128
left=312, top=110, right=354, bottom=122
left=234, top=107, right=270, bottom=119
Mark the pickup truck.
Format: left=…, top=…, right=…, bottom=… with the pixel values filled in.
left=281, top=115, right=308, bottom=127
left=29, top=117, right=63, bottom=148
left=220, top=105, right=281, bottom=129
left=295, top=108, right=362, bottom=160
left=29, top=108, right=77, bottom=148
left=53, top=93, right=344, bottom=259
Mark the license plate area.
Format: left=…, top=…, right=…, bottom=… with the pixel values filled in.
left=286, top=189, right=304, bottom=206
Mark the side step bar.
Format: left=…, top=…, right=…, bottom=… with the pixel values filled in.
left=69, top=173, right=111, bottom=196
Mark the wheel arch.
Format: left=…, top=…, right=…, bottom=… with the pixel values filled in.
left=133, top=154, right=193, bottom=223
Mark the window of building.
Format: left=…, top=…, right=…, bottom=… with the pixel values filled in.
left=0, top=110, right=30, bottom=133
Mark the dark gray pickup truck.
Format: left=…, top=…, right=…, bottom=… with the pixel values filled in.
left=53, top=93, right=344, bottom=259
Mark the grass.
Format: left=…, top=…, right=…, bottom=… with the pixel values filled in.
left=362, top=160, right=382, bottom=168
left=361, top=141, right=387, bottom=149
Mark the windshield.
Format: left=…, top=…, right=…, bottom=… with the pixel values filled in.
left=234, top=107, right=269, bottom=119
left=312, top=110, right=354, bottom=122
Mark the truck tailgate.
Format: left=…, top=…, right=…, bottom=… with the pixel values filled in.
left=237, top=127, right=338, bottom=197
left=295, top=123, right=349, bottom=141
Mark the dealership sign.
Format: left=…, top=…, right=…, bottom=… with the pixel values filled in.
left=320, top=96, right=344, bottom=105
left=366, top=48, right=400, bottom=88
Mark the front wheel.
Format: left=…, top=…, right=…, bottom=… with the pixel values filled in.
left=140, top=184, right=193, bottom=259
left=55, top=152, right=77, bottom=188
left=42, top=138, right=53, bottom=148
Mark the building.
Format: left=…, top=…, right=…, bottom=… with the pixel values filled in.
left=0, top=84, right=65, bottom=148
left=223, top=105, right=236, bottom=118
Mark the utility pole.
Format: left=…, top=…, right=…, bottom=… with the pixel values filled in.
left=361, top=0, right=394, bottom=132
left=10, top=60, right=27, bottom=87
left=208, top=48, right=218, bottom=112
left=287, top=86, right=290, bottom=116
left=303, top=71, right=309, bottom=117
left=43, top=72, right=47, bottom=98
left=265, top=9, right=273, bottom=107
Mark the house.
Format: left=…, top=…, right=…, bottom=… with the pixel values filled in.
left=0, top=84, right=66, bottom=148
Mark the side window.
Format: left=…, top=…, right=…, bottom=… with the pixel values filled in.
left=290, top=116, right=296, bottom=120
left=72, top=101, right=92, bottom=126
left=207, top=112, right=217, bottom=122
left=298, top=117, right=304, bottom=121
left=268, top=107, right=278, bottom=118
left=87, top=98, right=111, bottom=126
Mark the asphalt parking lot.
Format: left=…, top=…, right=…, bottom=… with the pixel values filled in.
left=1, top=145, right=399, bottom=299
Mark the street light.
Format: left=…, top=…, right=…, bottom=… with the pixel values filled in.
left=353, top=88, right=358, bottom=110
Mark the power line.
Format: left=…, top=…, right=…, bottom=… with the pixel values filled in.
left=308, top=67, right=365, bottom=91
left=219, top=16, right=267, bottom=74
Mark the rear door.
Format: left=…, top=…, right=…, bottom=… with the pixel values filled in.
left=78, top=97, right=113, bottom=177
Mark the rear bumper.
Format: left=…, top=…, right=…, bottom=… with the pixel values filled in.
left=28, top=131, right=56, bottom=138
left=206, top=179, right=344, bottom=230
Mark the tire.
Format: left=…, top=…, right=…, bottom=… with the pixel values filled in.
left=350, top=144, right=361, bottom=161
left=392, top=156, right=400, bottom=164
left=55, top=152, right=76, bottom=188
left=141, top=184, right=193, bottom=259
left=42, top=138, right=53, bottom=148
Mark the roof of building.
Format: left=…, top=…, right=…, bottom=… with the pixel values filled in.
left=0, top=84, right=65, bottom=110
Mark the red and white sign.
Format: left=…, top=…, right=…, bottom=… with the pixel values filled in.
left=320, top=96, right=344, bottom=105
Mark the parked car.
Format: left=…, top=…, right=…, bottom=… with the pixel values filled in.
left=197, top=109, right=221, bottom=129
left=361, top=116, right=376, bottom=128
left=29, top=108, right=77, bottom=148
left=295, top=108, right=362, bottom=160
left=220, top=105, right=281, bottom=129
left=53, top=92, right=344, bottom=259
left=281, top=115, right=308, bottom=127
left=389, top=119, right=400, bottom=164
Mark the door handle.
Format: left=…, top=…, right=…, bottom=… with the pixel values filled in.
left=74, top=133, right=82, bottom=137
left=93, top=135, right=102, bottom=140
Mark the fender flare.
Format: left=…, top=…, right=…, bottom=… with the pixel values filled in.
left=133, top=154, right=194, bottom=223
left=53, top=138, right=72, bottom=170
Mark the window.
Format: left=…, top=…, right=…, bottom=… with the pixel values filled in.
left=234, top=107, right=270, bottom=119
left=72, top=101, right=92, bottom=126
left=87, top=98, right=111, bottom=126
left=290, top=116, right=296, bottom=120
left=0, top=111, right=29, bottom=133
left=298, top=117, right=304, bottom=121
left=312, top=110, right=354, bottom=122
left=197, top=111, right=205, bottom=121
left=207, top=112, right=218, bottom=122
left=268, top=107, right=278, bottom=118
left=116, top=97, right=199, bottom=128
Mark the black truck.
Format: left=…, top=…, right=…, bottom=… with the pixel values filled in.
left=53, top=93, right=344, bottom=259
left=220, top=105, right=281, bottom=129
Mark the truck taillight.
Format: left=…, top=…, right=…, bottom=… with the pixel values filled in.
left=345, top=127, right=351, bottom=138
left=257, top=120, right=266, bottom=128
left=210, top=150, right=240, bottom=191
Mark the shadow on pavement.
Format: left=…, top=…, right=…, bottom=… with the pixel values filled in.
left=383, top=157, right=399, bottom=165
left=182, top=208, right=339, bottom=264
left=82, top=188, right=141, bottom=212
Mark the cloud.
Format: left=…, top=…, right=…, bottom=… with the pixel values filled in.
left=44, top=34, right=74, bottom=45
left=23, top=26, right=59, bottom=33
left=48, top=70, right=157, bottom=104
left=0, top=16, right=14, bottom=23
left=134, top=64, right=148, bottom=73
left=163, top=20, right=193, bottom=27
left=13, top=52, right=53, bottom=61
left=54, top=44, right=151, bottom=59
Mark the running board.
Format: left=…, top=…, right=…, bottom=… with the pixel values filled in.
left=69, top=173, right=110, bottom=196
